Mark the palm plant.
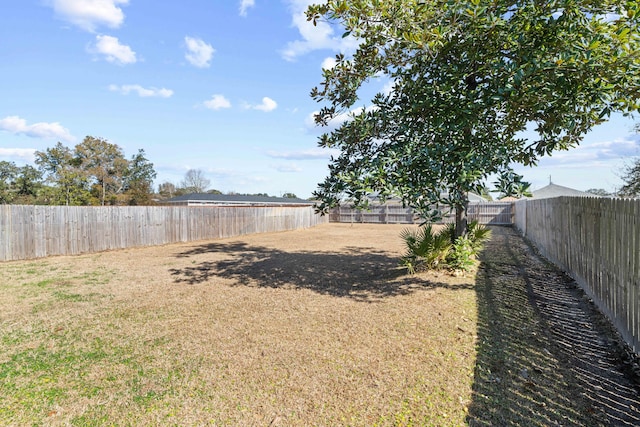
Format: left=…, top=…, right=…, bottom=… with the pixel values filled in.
left=401, top=220, right=492, bottom=274
left=466, top=220, right=492, bottom=253
left=400, top=225, right=452, bottom=273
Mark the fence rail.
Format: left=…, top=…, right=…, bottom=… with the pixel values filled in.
left=514, top=197, right=640, bottom=353
left=0, top=205, right=327, bottom=261
left=329, top=202, right=514, bottom=225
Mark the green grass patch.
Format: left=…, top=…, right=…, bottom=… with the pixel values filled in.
left=75, top=266, right=113, bottom=286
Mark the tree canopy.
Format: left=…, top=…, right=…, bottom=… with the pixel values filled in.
left=308, top=0, right=640, bottom=233
left=33, top=137, right=156, bottom=206
left=619, top=157, right=640, bottom=196
left=492, top=169, right=532, bottom=199
left=0, top=161, right=43, bottom=204
left=1, top=137, right=157, bottom=206
left=35, top=142, right=91, bottom=206
left=75, top=136, right=129, bottom=206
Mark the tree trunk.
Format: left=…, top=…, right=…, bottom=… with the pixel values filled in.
left=454, top=198, right=469, bottom=238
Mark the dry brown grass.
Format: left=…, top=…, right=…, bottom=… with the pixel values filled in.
left=3, top=223, right=639, bottom=426
left=0, top=223, right=478, bottom=426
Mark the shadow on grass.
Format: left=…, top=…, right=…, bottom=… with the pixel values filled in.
left=169, top=242, right=473, bottom=302
left=468, top=226, right=640, bottom=426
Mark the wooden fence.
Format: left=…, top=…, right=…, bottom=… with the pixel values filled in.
left=514, top=197, right=640, bottom=352
left=329, top=202, right=514, bottom=225
left=0, top=205, right=327, bottom=262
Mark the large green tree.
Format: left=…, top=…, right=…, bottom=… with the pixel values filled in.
left=35, top=138, right=157, bottom=206
left=75, top=136, right=129, bottom=206
left=13, top=165, right=43, bottom=204
left=0, top=161, right=19, bottom=204
left=123, top=149, right=157, bottom=205
left=309, top=0, right=640, bottom=235
left=0, top=162, right=43, bottom=205
left=35, top=142, right=91, bottom=206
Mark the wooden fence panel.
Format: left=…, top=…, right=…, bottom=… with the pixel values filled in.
left=0, top=205, right=327, bottom=262
left=515, top=196, right=640, bottom=353
left=329, top=202, right=514, bottom=225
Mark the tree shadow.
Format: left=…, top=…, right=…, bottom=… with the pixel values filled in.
left=467, top=226, right=640, bottom=426
left=169, top=242, right=473, bottom=302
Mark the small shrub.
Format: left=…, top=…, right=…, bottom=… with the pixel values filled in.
left=401, top=221, right=492, bottom=274
left=400, top=225, right=451, bottom=274
left=446, top=236, right=476, bottom=272
left=467, top=220, right=492, bottom=252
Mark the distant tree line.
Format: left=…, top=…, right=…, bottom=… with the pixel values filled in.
left=157, top=169, right=214, bottom=199
left=1, top=135, right=305, bottom=206
left=156, top=173, right=299, bottom=200
left=3, top=134, right=636, bottom=205
left=156, top=169, right=301, bottom=200
left=0, top=136, right=157, bottom=206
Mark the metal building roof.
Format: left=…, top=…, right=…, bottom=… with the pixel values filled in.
left=531, top=183, right=598, bottom=199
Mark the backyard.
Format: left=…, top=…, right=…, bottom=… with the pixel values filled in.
left=1, top=223, right=638, bottom=426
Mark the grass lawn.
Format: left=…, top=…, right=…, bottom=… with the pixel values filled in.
left=0, top=224, right=478, bottom=426
left=3, top=223, right=634, bottom=426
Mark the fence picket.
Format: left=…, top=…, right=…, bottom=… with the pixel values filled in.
left=329, top=202, right=514, bottom=225
left=514, top=196, right=640, bottom=353
left=0, top=205, right=326, bottom=262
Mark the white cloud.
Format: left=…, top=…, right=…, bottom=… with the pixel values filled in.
left=247, top=97, right=277, bottom=112
left=534, top=137, right=640, bottom=167
left=109, top=84, right=173, bottom=98
left=47, top=0, right=128, bottom=32
left=91, top=35, right=136, bottom=64
left=305, top=105, right=377, bottom=133
left=505, top=134, right=639, bottom=194
left=273, top=163, right=303, bottom=173
left=382, top=79, right=396, bottom=95
left=239, top=0, right=255, bottom=17
left=204, top=94, right=232, bottom=110
left=266, top=147, right=339, bottom=160
left=0, top=148, right=37, bottom=163
left=281, top=0, right=359, bottom=61
left=184, top=36, right=214, bottom=68
left=321, top=56, right=337, bottom=70
left=0, top=116, right=75, bottom=142
left=583, top=137, right=640, bottom=158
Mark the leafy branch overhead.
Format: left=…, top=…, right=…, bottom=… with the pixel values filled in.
left=308, top=0, right=640, bottom=233
left=492, top=169, right=532, bottom=199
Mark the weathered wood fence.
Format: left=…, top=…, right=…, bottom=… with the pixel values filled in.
left=329, top=202, right=514, bottom=225
left=0, top=205, right=327, bottom=261
left=514, top=197, right=640, bottom=352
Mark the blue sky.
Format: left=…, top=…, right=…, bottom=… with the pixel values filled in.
left=1, top=0, right=638, bottom=198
